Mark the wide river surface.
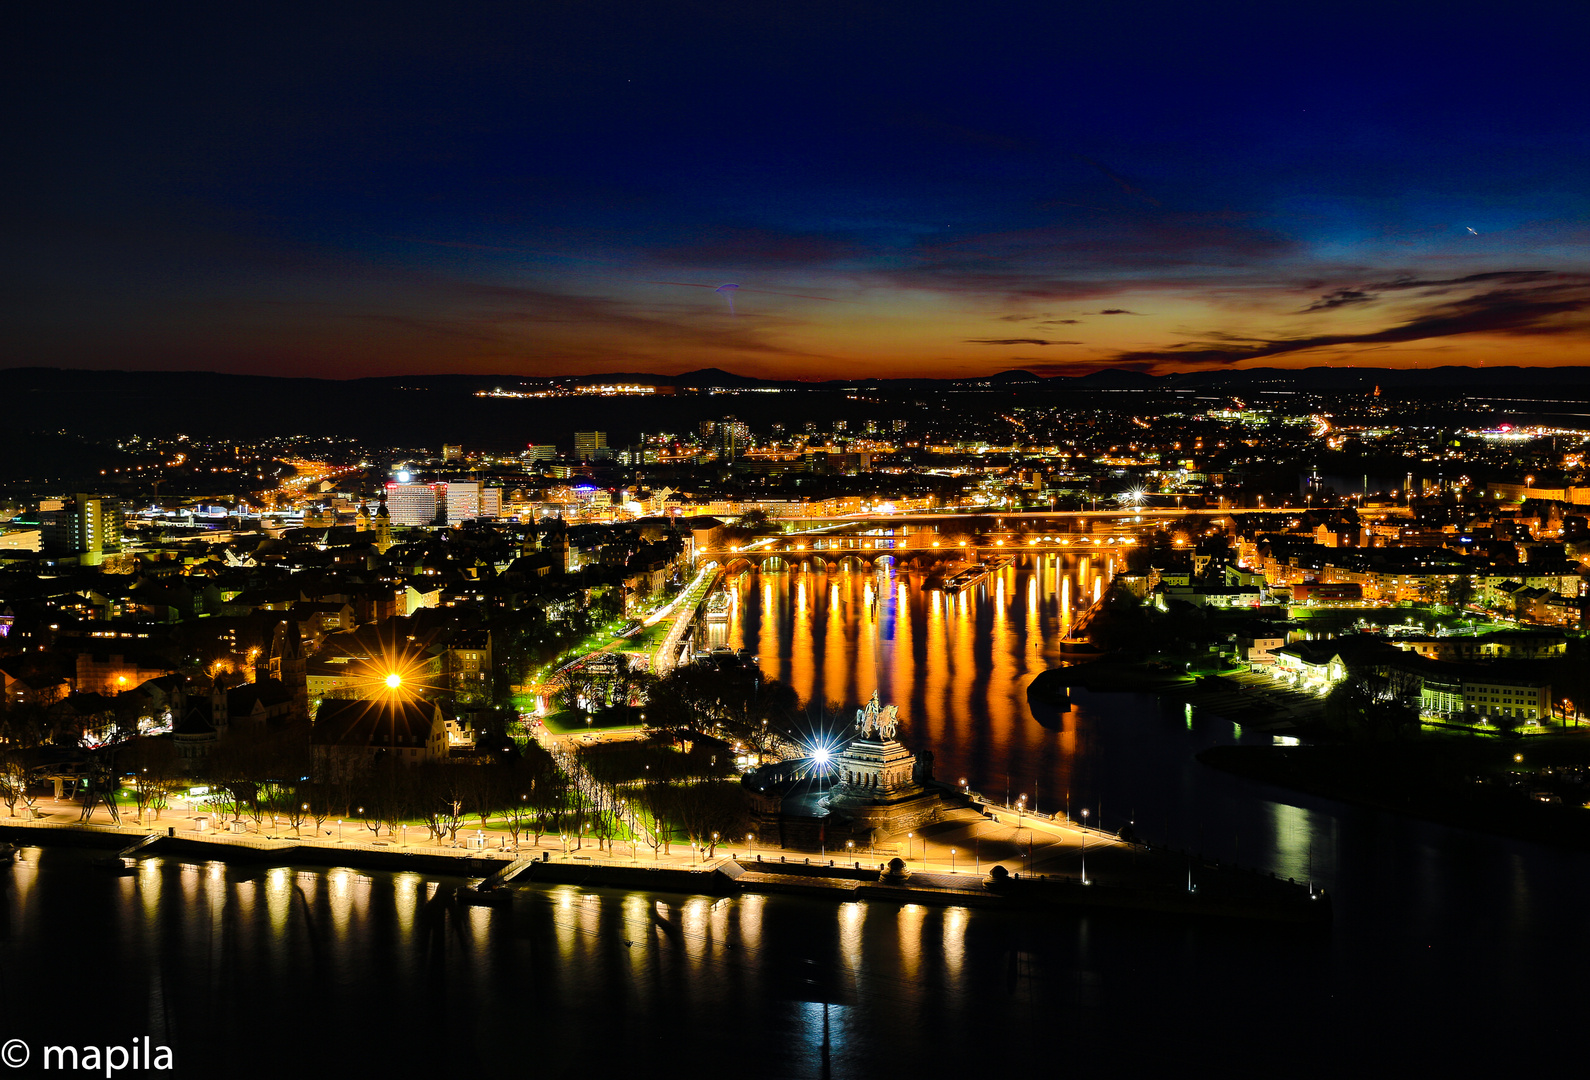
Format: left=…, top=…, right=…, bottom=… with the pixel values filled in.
left=5, top=556, right=1587, bottom=1075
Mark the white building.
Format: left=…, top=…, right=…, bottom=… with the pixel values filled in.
left=386, top=482, right=441, bottom=527
left=442, top=480, right=480, bottom=523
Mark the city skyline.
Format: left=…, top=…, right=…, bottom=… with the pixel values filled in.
left=6, top=4, right=1589, bottom=381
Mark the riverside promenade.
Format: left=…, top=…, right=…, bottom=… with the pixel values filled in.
left=2, top=793, right=1330, bottom=926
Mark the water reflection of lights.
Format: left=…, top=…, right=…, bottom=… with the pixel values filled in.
left=264, top=866, right=295, bottom=932
left=739, top=894, right=764, bottom=951
left=394, top=872, right=421, bottom=935
left=943, top=906, right=968, bottom=982
left=839, top=901, right=865, bottom=971
left=897, top=903, right=925, bottom=981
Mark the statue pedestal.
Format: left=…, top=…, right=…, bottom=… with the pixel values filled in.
left=831, top=737, right=921, bottom=802
left=828, top=737, right=941, bottom=837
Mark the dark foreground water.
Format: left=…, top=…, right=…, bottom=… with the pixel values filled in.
left=4, top=560, right=1588, bottom=1074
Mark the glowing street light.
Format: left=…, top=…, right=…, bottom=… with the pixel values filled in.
left=384, top=672, right=402, bottom=690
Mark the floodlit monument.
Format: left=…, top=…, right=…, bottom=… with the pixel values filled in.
left=825, top=692, right=946, bottom=834
left=745, top=691, right=954, bottom=850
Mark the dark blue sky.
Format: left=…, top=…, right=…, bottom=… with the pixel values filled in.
left=6, top=2, right=1588, bottom=378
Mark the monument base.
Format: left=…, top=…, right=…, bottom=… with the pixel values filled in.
left=829, top=788, right=945, bottom=837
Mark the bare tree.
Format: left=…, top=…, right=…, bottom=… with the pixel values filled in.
left=0, top=744, right=35, bottom=818
left=120, top=738, right=180, bottom=825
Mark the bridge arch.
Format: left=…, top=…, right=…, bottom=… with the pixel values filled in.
left=760, top=555, right=791, bottom=573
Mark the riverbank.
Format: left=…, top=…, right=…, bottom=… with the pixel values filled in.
left=1201, top=740, right=1590, bottom=851
left=1029, top=663, right=1322, bottom=732
left=0, top=816, right=1329, bottom=926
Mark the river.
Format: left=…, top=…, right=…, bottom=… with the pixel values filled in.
left=3, top=556, right=1587, bottom=1075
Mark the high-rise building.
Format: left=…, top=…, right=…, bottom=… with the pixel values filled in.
left=718, top=417, right=749, bottom=460
left=442, top=480, right=480, bottom=523
left=442, top=444, right=464, bottom=463
left=480, top=488, right=502, bottom=519
left=41, top=494, right=122, bottom=564
left=524, top=444, right=557, bottom=463
left=386, top=482, right=441, bottom=526
left=574, top=431, right=608, bottom=461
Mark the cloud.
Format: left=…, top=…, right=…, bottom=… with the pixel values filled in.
left=1098, top=308, right=1140, bottom=315
left=997, top=313, right=1081, bottom=324
left=1298, top=270, right=1556, bottom=313
left=1301, top=289, right=1373, bottom=312
left=965, top=338, right=1081, bottom=345
left=1113, top=278, right=1590, bottom=367
left=880, top=215, right=1299, bottom=301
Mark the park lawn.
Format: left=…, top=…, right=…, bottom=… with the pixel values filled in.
left=540, top=707, right=649, bottom=735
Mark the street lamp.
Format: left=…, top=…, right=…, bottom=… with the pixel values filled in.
left=950, top=847, right=956, bottom=873
left=907, top=832, right=914, bottom=861
left=1080, top=808, right=1089, bottom=884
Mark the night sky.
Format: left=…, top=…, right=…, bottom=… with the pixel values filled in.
left=6, top=3, right=1589, bottom=380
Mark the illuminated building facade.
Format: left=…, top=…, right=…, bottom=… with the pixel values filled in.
left=386, top=482, right=441, bottom=526
left=442, top=480, right=480, bottom=523
left=41, top=493, right=123, bottom=565
left=574, top=431, right=608, bottom=461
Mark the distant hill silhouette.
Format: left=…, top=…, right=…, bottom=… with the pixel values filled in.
left=1, top=365, right=1587, bottom=472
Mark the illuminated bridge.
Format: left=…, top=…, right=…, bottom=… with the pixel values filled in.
left=696, top=507, right=1294, bottom=572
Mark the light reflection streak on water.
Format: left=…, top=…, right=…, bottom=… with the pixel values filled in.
left=682, top=897, right=710, bottom=968
left=730, top=556, right=1107, bottom=786
left=942, top=906, right=968, bottom=982
left=234, top=877, right=255, bottom=923
left=578, top=893, right=601, bottom=964
left=1269, top=801, right=1312, bottom=882
left=897, top=903, right=925, bottom=982
left=394, top=872, right=420, bottom=936
left=139, top=858, right=162, bottom=921
left=179, top=861, right=200, bottom=907
left=554, top=888, right=577, bottom=959
left=10, top=846, right=40, bottom=906
left=738, top=893, right=763, bottom=951
left=839, top=900, right=865, bottom=972
left=266, top=866, right=289, bottom=933
left=622, top=894, right=650, bottom=959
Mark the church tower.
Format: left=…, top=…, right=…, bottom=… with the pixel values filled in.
left=269, top=620, right=309, bottom=722
left=355, top=500, right=371, bottom=532
left=374, top=490, right=393, bottom=554
left=544, top=515, right=570, bottom=573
